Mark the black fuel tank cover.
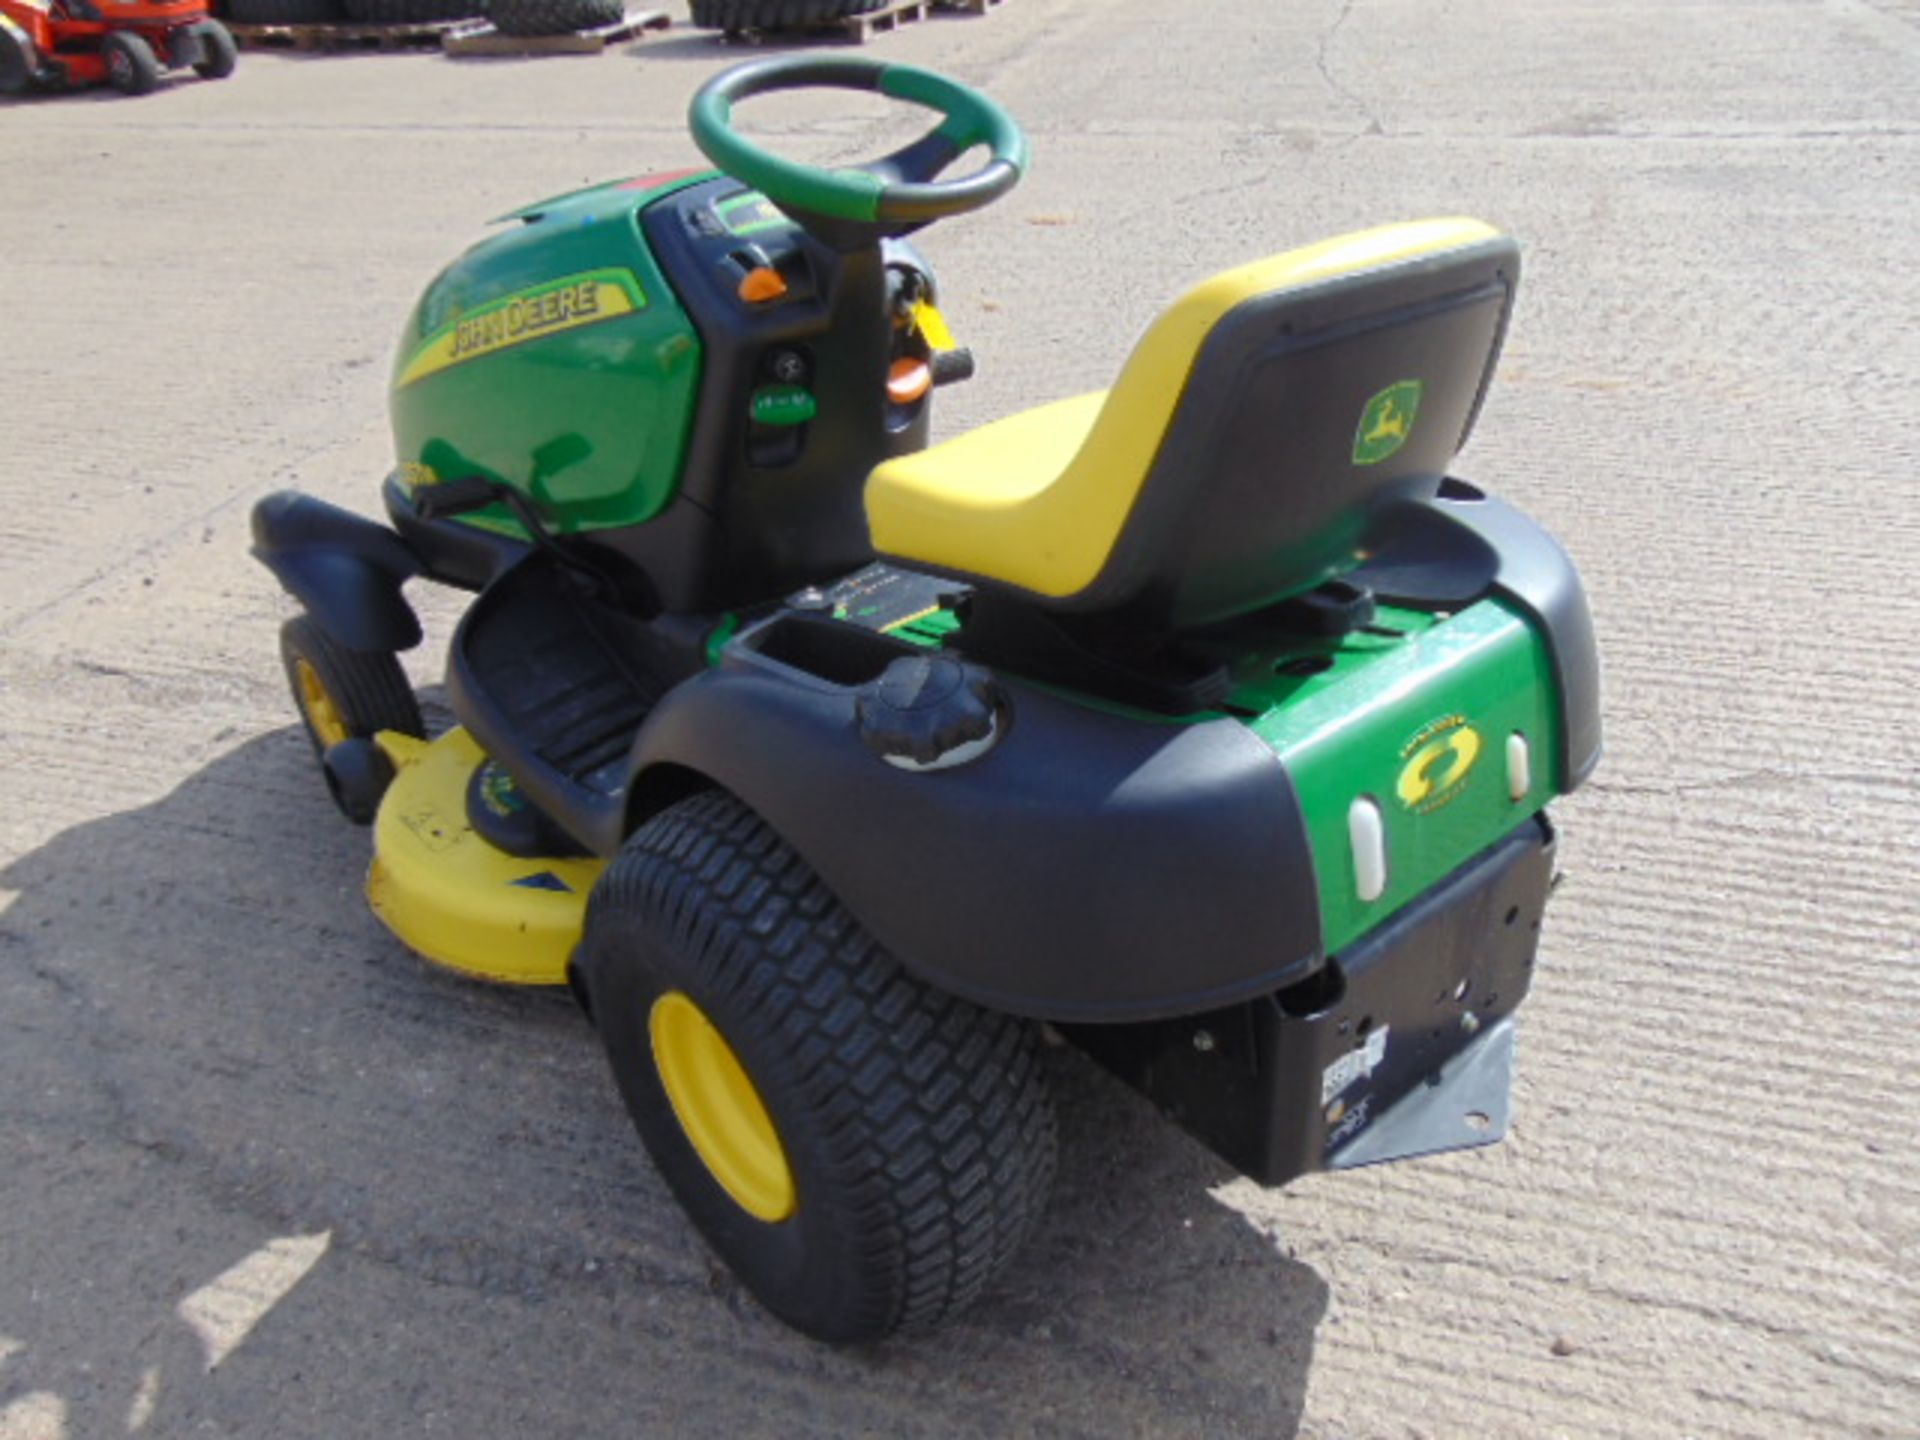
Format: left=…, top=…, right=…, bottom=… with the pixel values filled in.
left=855, top=655, right=1002, bottom=769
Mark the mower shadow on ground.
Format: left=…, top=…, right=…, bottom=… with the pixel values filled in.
left=0, top=724, right=1327, bottom=1435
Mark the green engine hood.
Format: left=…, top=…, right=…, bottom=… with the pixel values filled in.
left=389, top=170, right=712, bottom=538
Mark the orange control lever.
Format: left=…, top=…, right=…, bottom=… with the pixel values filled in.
left=887, top=358, right=933, bottom=405
left=737, top=267, right=789, bottom=304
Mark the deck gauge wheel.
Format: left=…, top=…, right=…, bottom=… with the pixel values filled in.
left=279, top=614, right=424, bottom=823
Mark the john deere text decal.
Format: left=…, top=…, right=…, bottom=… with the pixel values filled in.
left=397, top=269, right=645, bottom=388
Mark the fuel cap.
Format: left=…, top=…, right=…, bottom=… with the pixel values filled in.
left=855, top=656, right=1002, bottom=770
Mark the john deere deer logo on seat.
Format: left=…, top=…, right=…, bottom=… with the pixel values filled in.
left=1353, top=379, right=1424, bottom=466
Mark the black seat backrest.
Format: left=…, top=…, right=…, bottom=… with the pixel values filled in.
left=1077, top=229, right=1520, bottom=632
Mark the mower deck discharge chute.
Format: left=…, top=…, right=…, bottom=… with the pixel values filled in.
left=253, top=55, right=1599, bottom=1343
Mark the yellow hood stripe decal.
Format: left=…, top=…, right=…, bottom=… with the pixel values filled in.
left=397, top=267, right=645, bottom=389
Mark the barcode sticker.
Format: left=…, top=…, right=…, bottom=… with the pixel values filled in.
left=1321, top=1025, right=1390, bottom=1105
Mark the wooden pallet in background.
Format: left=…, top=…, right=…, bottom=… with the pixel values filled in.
left=845, top=0, right=924, bottom=40
left=228, top=17, right=463, bottom=49
left=442, top=6, right=669, bottom=56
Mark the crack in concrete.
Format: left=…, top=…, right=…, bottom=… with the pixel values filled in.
left=1514, top=124, right=1920, bottom=142
left=0, top=429, right=361, bottom=643
left=1314, top=0, right=1385, bottom=140
left=1587, top=768, right=1914, bottom=797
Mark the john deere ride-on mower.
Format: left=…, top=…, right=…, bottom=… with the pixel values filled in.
left=253, top=56, right=1600, bottom=1343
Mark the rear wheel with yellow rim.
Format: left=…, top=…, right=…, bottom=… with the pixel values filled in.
left=575, top=790, right=1058, bottom=1343
left=278, top=615, right=424, bottom=820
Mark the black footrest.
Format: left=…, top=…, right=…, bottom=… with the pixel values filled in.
left=448, top=556, right=701, bottom=852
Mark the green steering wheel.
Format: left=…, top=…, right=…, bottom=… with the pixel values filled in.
left=688, top=56, right=1028, bottom=235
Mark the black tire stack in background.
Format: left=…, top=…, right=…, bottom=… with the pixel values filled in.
left=488, top=0, right=620, bottom=36
left=222, top=0, right=488, bottom=27
left=340, top=0, right=484, bottom=23
left=224, top=0, right=341, bottom=21
left=688, top=0, right=887, bottom=31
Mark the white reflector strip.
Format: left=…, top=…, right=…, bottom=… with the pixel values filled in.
left=1507, top=732, right=1531, bottom=801
left=1348, top=796, right=1387, bottom=902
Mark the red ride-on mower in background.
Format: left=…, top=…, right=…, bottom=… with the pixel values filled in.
left=0, top=0, right=235, bottom=97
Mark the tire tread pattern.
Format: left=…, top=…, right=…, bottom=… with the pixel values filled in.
left=339, top=0, right=484, bottom=24
left=687, top=0, right=887, bottom=31
left=225, top=0, right=341, bottom=22
left=486, top=0, right=620, bottom=34
left=585, top=791, right=1056, bottom=1338
left=278, top=614, right=425, bottom=751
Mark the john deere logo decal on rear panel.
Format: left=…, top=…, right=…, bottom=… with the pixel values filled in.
left=1353, top=379, right=1423, bottom=466
left=1396, top=713, right=1481, bottom=813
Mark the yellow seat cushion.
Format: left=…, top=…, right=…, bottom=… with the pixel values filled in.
left=867, top=390, right=1111, bottom=598
left=865, top=216, right=1503, bottom=601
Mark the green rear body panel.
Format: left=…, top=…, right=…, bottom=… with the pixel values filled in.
left=389, top=173, right=711, bottom=539
left=879, top=587, right=1563, bottom=958
left=1237, top=598, right=1561, bottom=953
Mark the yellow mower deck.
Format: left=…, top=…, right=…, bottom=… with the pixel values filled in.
left=368, top=729, right=602, bottom=984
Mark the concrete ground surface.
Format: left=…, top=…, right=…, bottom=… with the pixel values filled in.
left=2, top=0, right=1916, bottom=1435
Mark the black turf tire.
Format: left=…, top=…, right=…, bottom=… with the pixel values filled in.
left=687, top=0, right=886, bottom=31
left=340, top=0, right=484, bottom=22
left=191, top=19, right=237, bottom=76
left=278, top=614, right=424, bottom=759
left=226, top=0, right=342, bottom=22
left=103, top=30, right=160, bottom=95
left=576, top=791, right=1058, bottom=1343
left=486, top=0, right=619, bottom=33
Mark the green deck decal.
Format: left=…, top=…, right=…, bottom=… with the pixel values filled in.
left=1352, top=379, right=1422, bottom=466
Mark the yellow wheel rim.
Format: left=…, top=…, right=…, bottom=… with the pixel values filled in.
left=649, top=991, right=796, bottom=1223
left=294, top=659, right=351, bottom=749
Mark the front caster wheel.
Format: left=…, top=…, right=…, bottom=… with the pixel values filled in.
left=102, top=30, right=160, bottom=96
left=576, top=791, right=1058, bottom=1343
left=278, top=614, right=423, bottom=823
